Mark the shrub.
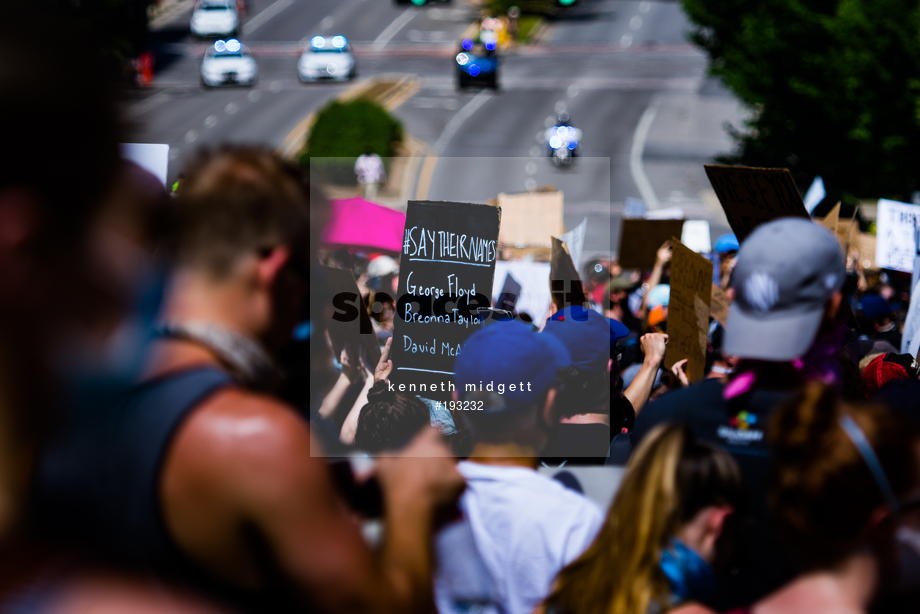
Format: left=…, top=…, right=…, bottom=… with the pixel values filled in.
left=300, top=99, right=403, bottom=185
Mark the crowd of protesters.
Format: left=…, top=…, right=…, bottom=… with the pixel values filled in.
left=6, top=5, right=920, bottom=614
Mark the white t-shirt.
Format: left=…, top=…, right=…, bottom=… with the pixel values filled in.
left=434, top=461, right=604, bottom=614
left=355, top=153, right=385, bottom=184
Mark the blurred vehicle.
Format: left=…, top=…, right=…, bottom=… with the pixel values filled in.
left=298, top=35, right=356, bottom=82
left=455, top=38, right=498, bottom=90
left=544, top=111, right=582, bottom=168
left=200, top=39, right=258, bottom=87
left=190, top=0, right=240, bottom=38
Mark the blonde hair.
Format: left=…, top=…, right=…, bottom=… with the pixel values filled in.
left=544, top=424, right=743, bottom=614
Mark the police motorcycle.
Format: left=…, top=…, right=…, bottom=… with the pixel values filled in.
left=544, top=111, right=582, bottom=169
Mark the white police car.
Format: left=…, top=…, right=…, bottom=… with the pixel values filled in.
left=200, top=39, right=258, bottom=87
left=190, top=0, right=240, bottom=38
left=298, top=35, right=356, bottom=82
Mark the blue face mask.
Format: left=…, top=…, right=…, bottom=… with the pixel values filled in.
left=659, top=539, right=716, bottom=603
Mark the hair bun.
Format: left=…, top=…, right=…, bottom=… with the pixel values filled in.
left=367, top=380, right=394, bottom=404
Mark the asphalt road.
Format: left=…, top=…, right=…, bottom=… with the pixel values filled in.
left=126, top=0, right=739, bottom=260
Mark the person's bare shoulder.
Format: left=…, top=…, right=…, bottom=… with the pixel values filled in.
left=159, top=388, right=328, bottom=585
left=50, top=573, right=227, bottom=614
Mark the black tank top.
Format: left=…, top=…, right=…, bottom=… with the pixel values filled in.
left=32, top=368, right=250, bottom=601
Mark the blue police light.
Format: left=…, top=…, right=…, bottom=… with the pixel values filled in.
left=332, top=35, right=347, bottom=49
left=311, top=36, right=326, bottom=49
left=461, top=38, right=474, bottom=51
left=456, top=53, right=469, bottom=65
left=549, top=135, right=562, bottom=149
left=214, top=40, right=227, bottom=52
left=567, top=140, right=577, bottom=150
left=226, top=39, right=241, bottom=52
left=485, top=40, right=496, bottom=51
left=468, top=64, right=480, bottom=76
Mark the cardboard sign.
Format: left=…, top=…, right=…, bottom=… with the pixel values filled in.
left=323, top=266, right=382, bottom=368
left=390, top=201, right=500, bottom=400
left=704, top=165, right=809, bottom=242
left=855, top=232, right=877, bottom=269
left=876, top=199, right=920, bottom=272
left=666, top=239, right=713, bottom=382
left=710, top=284, right=731, bottom=328
left=618, top=219, right=685, bottom=269
left=495, top=190, right=564, bottom=249
left=551, top=236, right=587, bottom=311
left=819, top=202, right=840, bottom=233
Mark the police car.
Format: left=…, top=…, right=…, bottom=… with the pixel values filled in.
left=298, top=36, right=356, bottom=82
left=190, top=0, right=240, bottom=38
left=455, top=38, right=498, bottom=90
left=200, top=39, right=258, bottom=87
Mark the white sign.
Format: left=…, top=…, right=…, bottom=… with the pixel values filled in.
left=680, top=220, right=712, bottom=253
left=121, top=143, right=170, bottom=187
left=876, top=199, right=920, bottom=273
left=491, top=261, right=552, bottom=326
left=803, top=176, right=826, bottom=214
left=559, top=217, right=587, bottom=273
left=902, top=286, right=920, bottom=357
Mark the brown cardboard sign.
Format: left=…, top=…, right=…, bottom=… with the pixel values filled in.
left=704, top=165, right=809, bottom=242
left=666, top=239, right=713, bottom=382
left=551, top=236, right=587, bottom=311
left=618, top=219, right=685, bottom=269
left=710, top=284, right=732, bottom=328
left=819, top=202, right=841, bottom=234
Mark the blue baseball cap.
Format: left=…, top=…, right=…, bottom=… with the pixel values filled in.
left=714, top=233, right=740, bottom=254
left=542, top=306, right=629, bottom=373
left=858, top=294, right=892, bottom=322
left=454, top=321, right=571, bottom=411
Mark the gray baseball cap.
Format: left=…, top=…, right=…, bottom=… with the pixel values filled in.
left=725, top=218, right=845, bottom=361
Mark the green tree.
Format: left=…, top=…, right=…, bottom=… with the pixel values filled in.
left=683, top=0, right=920, bottom=200
left=300, top=99, right=403, bottom=184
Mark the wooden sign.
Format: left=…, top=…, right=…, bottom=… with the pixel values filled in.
left=324, top=266, right=381, bottom=368
left=551, top=236, right=587, bottom=311
left=710, top=284, right=731, bottom=328
left=390, top=201, right=500, bottom=400
left=618, top=219, right=685, bottom=269
left=665, top=239, right=713, bottom=382
left=704, top=165, right=810, bottom=242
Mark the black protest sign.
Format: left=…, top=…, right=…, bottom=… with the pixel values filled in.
left=551, top=236, right=587, bottom=311
left=390, top=201, right=501, bottom=400
left=704, top=165, right=809, bottom=242
left=618, top=219, right=685, bottom=269
left=665, top=239, right=713, bottom=383
left=324, top=266, right=381, bottom=368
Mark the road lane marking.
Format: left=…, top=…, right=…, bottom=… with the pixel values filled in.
left=432, top=90, right=491, bottom=154
left=630, top=103, right=659, bottom=208
left=246, top=0, right=294, bottom=33
left=125, top=91, right=170, bottom=120
left=373, top=8, right=417, bottom=51
left=415, top=152, right=439, bottom=200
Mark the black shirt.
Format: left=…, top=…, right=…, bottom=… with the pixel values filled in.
left=631, top=378, right=799, bottom=610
